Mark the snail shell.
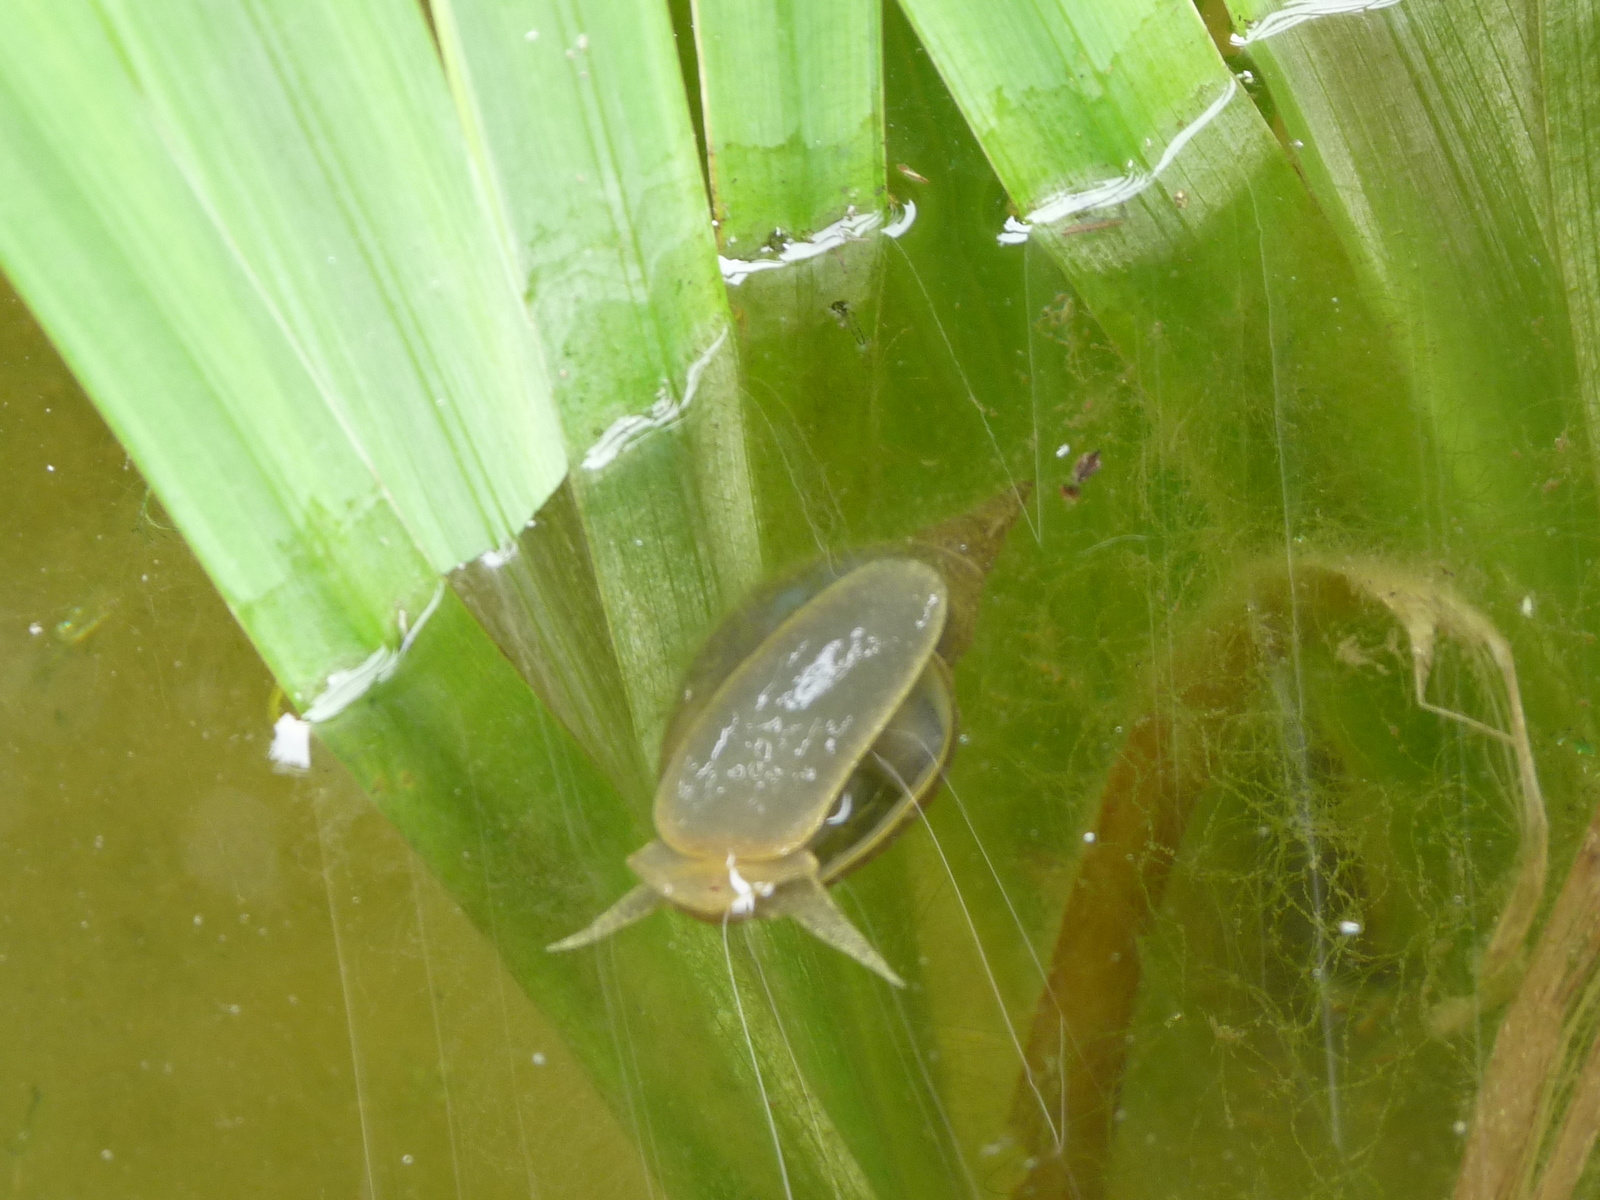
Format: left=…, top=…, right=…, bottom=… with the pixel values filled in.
left=551, top=556, right=957, bottom=986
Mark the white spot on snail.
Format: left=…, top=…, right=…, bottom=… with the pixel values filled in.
left=916, top=591, right=942, bottom=629
left=776, top=628, right=880, bottom=711
left=706, top=722, right=734, bottom=763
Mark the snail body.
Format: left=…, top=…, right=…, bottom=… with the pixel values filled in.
left=549, top=485, right=1029, bottom=984
left=551, top=557, right=956, bottom=985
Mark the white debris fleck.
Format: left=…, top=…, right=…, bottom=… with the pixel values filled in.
left=479, top=542, right=518, bottom=569
left=1338, top=919, right=1362, bottom=935
left=1520, top=594, right=1535, bottom=618
left=531, top=1052, right=547, bottom=1066
left=524, top=28, right=539, bottom=40
left=1055, top=443, right=1071, bottom=458
left=268, top=713, right=312, bottom=773
left=997, top=216, right=1033, bottom=246
left=28, top=622, right=42, bottom=635
left=1083, top=830, right=1097, bottom=844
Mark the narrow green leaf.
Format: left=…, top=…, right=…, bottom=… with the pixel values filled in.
left=677, top=1, right=894, bottom=576
left=691, top=0, right=885, bottom=246
left=1219, top=0, right=1587, bottom=590
left=896, top=0, right=1251, bottom=231
left=434, top=0, right=724, bottom=455
left=95, top=0, right=567, bottom=572
left=1541, top=0, right=1600, bottom=499
left=0, top=2, right=447, bottom=703
left=435, top=0, right=761, bottom=765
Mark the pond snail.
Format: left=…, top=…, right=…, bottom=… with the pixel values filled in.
left=549, top=488, right=1027, bottom=986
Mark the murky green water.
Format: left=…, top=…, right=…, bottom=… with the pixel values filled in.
left=6, top=7, right=1600, bottom=1199
left=0, top=283, right=650, bottom=1198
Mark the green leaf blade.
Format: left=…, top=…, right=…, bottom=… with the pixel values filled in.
left=92, top=0, right=568, bottom=571
left=693, top=0, right=885, bottom=245
left=0, top=3, right=444, bottom=700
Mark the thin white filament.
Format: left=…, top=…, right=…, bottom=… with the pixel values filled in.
left=850, top=897, right=984, bottom=1200
left=1254, top=179, right=1344, bottom=1152
left=746, top=929, right=845, bottom=1200
left=940, top=765, right=1077, bottom=1136
left=723, top=914, right=795, bottom=1200
left=874, top=754, right=1063, bottom=1152
left=311, top=799, right=379, bottom=1200
left=405, top=853, right=468, bottom=1200
left=885, top=238, right=1040, bottom=544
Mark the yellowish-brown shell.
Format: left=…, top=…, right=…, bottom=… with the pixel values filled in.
left=654, top=557, right=949, bottom=862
